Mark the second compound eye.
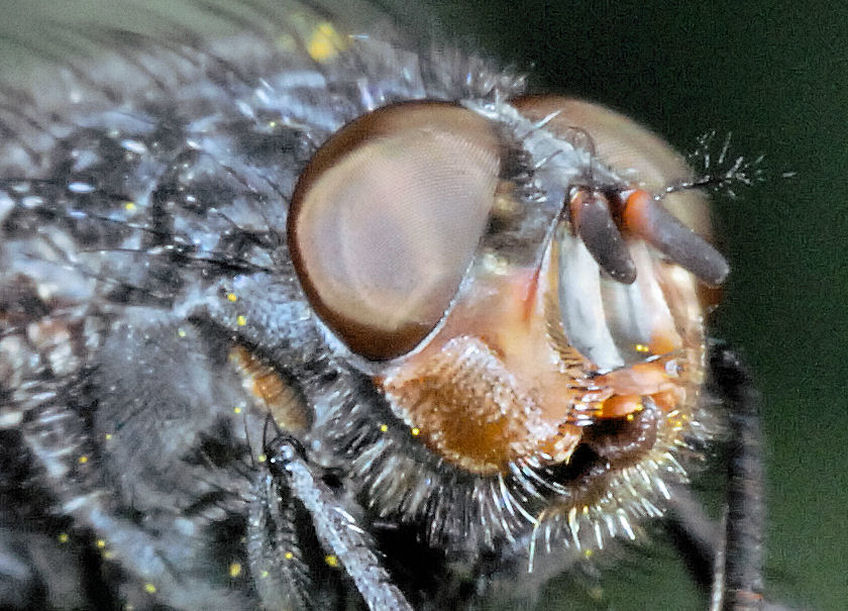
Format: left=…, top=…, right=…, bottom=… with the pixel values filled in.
left=288, top=102, right=502, bottom=361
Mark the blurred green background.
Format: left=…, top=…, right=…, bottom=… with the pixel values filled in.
left=423, top=0, right=845, bottom=609
left=3, top=0, right=843, bottom=608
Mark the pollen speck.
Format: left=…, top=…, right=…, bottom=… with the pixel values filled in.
left=284, top=551, right=294, bottom=560
left=227, top=292, right=238, bottom=302
left=378, top=423, right=388, bottom=433
left=307, top=22, right=346, bottom=62
left=257, top=453, right=267, bottom=463
left=634, top=343, right=650, bottom=353
left=104, top=433, right=112, bottom=441
left=410, top=427, right=420, bottom=436
left=233, top=406, right=242, bottom=414
left=229, top=562, right=242, bottom=578
left=96, top=539, right=106, bottom=549
left=144, top=583, right=157, bottom=594
left=123, top=201, right=136, bottom=212
left=57, top=532, right=69, bottom=544
left=324, top=554, right=339, bottom=567
left=177, top=328, right=187, bottom=338
left=260, top=570, right=270, bottom=579
left=77, top=455, right=88, bottom=464
left=236, top=315, right=247, bottom=326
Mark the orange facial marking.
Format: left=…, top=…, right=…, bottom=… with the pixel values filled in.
left=650, top=388, right=685, bottom=414
left=595, top=357, right=680, bottom=396
left=596, top=394, right=643, bottom=419
left=380, top=261, right=586, bottom=474
left=381, top=336, right=568, bottom=473
left=622, top=189, right=653, bottom=235
left=649, top=330, right=680, bottom=356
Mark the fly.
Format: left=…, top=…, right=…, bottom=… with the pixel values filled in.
left=0, top=1, right=772, bottom=609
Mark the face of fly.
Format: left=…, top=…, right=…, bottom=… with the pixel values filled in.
left=287, top=90, right=728, bottom=558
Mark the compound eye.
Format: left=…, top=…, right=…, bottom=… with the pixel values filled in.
left=288, top=103, right=501, bottom=361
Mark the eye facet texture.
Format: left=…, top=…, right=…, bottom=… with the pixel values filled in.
left=289, top=102, right=501, bottom=360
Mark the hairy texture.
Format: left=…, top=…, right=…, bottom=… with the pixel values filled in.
left=0, top=3, right=529, bottom=608
left=0, top=2, right=726, bottom=609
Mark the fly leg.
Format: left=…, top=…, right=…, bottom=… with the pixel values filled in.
left=664, top=342, right=766, bottom=610
left=264, top=429, right=413, bottom=611
left=709, top=343, right=765, bottom=611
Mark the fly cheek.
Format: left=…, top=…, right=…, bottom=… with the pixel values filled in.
left=288, top=102, right=501, bottom=361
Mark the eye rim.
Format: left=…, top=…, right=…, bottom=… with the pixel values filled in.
left=287, top=101, right=502, bottom=361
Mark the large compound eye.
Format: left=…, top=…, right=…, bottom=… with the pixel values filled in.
left=288, top=103, right=501, bottom=361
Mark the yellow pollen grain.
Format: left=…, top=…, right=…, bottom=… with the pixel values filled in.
left=634, top=343, right=650, bottom=353
left=144, top=583, right=157, bottom=594
left=177, top=327, right=187, bottom=338
left=307, top=22, right=345, bottom=62
left=233, top=406, right=242, bottom=414
left=410, top=427, right=420, bottom=436
left=78, top=455, right=88, bottom=464
left=626, top=413, right=635, bottom=422
left=104, top=433, right=112, bottom=441
left=324, top=554, right=339, bottom=568
left=96, top=539, right=106, bottom=549
left=103, top=550, right=115, bottom=560
left=58, top=532, right=69, bottom=544
left=584, top=549, right=593, bottom=558
left=226, top=292, right=238, bottom=302
left=124, top=201, right=136, bottom=211
left=236, top=315, right=247, bottom=326
left=260, top=570, right=270, bottom=579
left=229, top=562, right=242, bottom=578
left=257, top=453, right=267, bottom=463
left=378, top=423, right=388, bottom=433
left=284, top=551, right=294, bottom=560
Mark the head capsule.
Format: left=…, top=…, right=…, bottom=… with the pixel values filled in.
left=287, top=94, right=727, bottom=545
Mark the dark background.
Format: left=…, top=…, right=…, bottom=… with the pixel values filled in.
left=3, top=1, right=843, bottom=608
left=423, top=0, right=845, bottom=609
